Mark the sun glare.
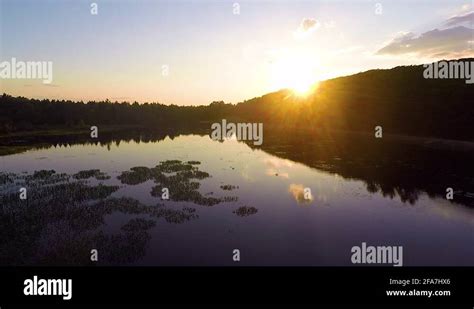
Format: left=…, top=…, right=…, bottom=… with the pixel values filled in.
left=291, top=76, right=315, bottom=96
left=269, top=51, right=318, bottom=97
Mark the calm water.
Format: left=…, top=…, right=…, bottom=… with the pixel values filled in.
left=1, top=133, right=473, bottom=266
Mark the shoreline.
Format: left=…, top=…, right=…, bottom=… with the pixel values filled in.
left=1, top=126, right=474, bottom=156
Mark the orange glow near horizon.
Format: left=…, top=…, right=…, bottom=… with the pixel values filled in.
left=268, top=49, right=320, bottom=97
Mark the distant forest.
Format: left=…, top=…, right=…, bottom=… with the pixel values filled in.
left=1, top=58, right=473, bottom=140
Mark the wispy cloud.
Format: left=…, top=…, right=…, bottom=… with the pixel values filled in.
left=294, top=18, right=320, bottom=39
left=376, top=11, right=474, bottom=59
left=445, top=11, right=474, bottom=27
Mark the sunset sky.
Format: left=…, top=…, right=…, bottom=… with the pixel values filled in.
left=1, top=0, right=473, bottom=105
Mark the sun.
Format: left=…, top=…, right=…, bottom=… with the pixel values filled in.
left=289, top=75, right=316, bottom=96
left=268, top=50, right=318, bottom=97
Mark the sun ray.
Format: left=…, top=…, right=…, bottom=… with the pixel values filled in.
left=268, top=50, right=319, bottom=97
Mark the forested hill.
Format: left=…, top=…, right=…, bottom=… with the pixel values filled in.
left=1, top=58, right=473, bottom=140
left=232, top=58, right=474, bottom=140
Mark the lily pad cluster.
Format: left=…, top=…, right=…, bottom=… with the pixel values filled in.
left=118, top=160, right=237, bottom=206
left=0, top=172, right=13, bottom=185
left=0, top=170, right=198, bottom=266
left=121, top=218, right=157, bottom=232
left=73, top=169, right=111, bottom=180
left=220, top=184, right=239, bottom=191
left=0, top=163, right=257, bottom=266
left=24, top=170, right=70, bottom=186
left=233, top=206, right=258, bottom=217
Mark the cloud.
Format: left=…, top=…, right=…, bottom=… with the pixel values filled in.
left=460, top=3, right=472, bottom=12
left=300, top=18, right=319, bottom=32
left=445, top=11, right=474, bottom=27
left=294, top=18, right=320, bottom=38
left=376, top=26, right=474, bottom=58
left=376, top=10, right=474, bottom=59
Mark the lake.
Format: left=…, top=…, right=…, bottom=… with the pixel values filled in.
left=1, top=130, right=473, bottom=266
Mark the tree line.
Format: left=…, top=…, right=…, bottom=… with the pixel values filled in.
left=1, top=58, right=473, bottom=140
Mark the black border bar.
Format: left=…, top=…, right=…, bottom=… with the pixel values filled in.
left=0, top=267, right=472, bottom=307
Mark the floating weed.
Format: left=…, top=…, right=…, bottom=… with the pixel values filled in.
left=73, top=169, right=111, bottom=180
left=222, top=196, right=239, bottom=202
left=0, top=182, right=120, bottom=213
left=32, top=170, right=56, bottom=179
left=220, top=184, right=239, bottom=191
left=150, top=207, right=198, bottom=223
left=0, top=162, right=243, bottom=265
left=24, top=170, right=70, bottom=186
left=182, top=207, right=196, bottom=213
left=154, top=160, right=194, bottom=173
left=94, top=230, right=151, bottom=265
left=118, top=160, right=235, bottom=206
left=93, top=197, right=199, bottom=224
left=233, top=206, right=258, bottom=217
left=175, top=169, right=210, bottom=180
left=50, top=183, right=119, bottom=203
left=94, top=197, right=150, bottom=215
left=0, top=172, right=13, bottom=185
left=117, top=166, right=157, bottom=185
left=151, top=183, right=221, bottom=206
left=0, top=174, right=197, bottom=266
left=121, top=218, right=157, bottom=232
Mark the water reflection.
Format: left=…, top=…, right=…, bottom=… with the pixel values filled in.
left=246, top=128, right=474, bottom=208
left=1, top=128, right=473, bottom=266
left=4, top=127, right=473, bottom=208
left=288, top=184, right=313, bottom=205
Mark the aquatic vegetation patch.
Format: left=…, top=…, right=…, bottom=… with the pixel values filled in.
left=121, top=218, right=157, bottom=232
left=119, top=160, right=237, bottom=206
left=182, top=207, right=196, bottom=213
left=0, top=162, right=242, bottom=265
left=117, top=166, right=155, bottom=185
left=44, top=183, right=119, bottom=203
left=155, top=160, right=194, bottom=173
left=94, top=197, right=199, bottom=223
left=32, top=170, right=56, bottom=179
left=0, top=169, right=199, bottom=265
left=0, top=172, right=13, bottom=185
left=150, top=207, right=198, bottom=223
left=175, top=169, right=210, bottom=180
left=94, top=230, right=151, bottom=265
left=187, top=161, right=201, bottom=165
left=23, top=170, right=70, bottom=186
left=73, top=169, right=111, bottom=180
left=233, top=206, right=258, bottom=217
left=94, top=197, right=151, bottom=214
left=221, top=196, right=239, bottom=202
left=0, top=182, right=119, bottom=213
left=220, top=184, right=239, bottom=191
left=151, top=183, right=222, bottom=206
left=118, top=160, right=209, bottom=185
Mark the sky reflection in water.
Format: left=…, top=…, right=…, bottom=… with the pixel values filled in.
left=1, top=134, right=473, bottom=266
